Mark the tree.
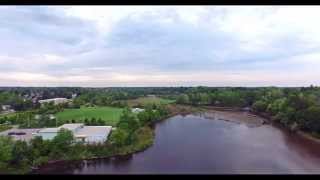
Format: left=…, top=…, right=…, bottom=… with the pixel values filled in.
left=137, top=111, right=150, bottom=125
left=110, top=129, right=129, bottom=147
left=50, top=129, right=74, bottom=159
left=11, top=140, right=29, bottom=166
left=266, top=98, right=287, bottom=116
left=300, top=106, right=320, bottom=133
left=0, top=136, right=14, bottom=169
left=97, top=118, right=105, bottom=125
left=118, top=107, right=139, bottom=132
left=176, top=94, right=189, bottom=104
left=37, top=114, right=55, bottom=128
left=84, top=118, right=89, bottom=125
left=252, top=100, right=268, bottom=113
left=90, top=118, right=97, bottom=126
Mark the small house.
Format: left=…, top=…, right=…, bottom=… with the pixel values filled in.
left=131, top=108, right=145, bottom=113
left=38, top=98, right=70, bottom=106
left=1, top=105, right=11, bottom=111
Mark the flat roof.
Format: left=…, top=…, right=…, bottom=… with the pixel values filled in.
left=75, top=126, right=112, bottom=137
left=39, top=98, right=69, bottom=103
left=39, top=128, right=60, bottom=133
left=60, top=123, right=84, bottom=131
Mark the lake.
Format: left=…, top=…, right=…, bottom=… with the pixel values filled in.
left=34, top=111, right=320, bottom=174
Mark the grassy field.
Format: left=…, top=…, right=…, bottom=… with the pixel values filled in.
left=56, top=106, right=124, bottom=126
left=127, top=96, right=175, bottom=107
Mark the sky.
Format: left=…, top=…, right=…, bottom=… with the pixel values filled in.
left=0, top=6, right=320, bottom=87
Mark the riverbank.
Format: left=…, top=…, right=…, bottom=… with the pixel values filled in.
left=201, top=105, right=320, bottom=145
left=27, top=104, right=320, bottom=173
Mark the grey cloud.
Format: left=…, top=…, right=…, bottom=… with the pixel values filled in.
left=0, top=6, right=98, bottom=57
left=1, top=6, right=320, bottom=86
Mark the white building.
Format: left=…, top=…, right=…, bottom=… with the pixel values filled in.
left=38, top=123, right=112, bottom=144
left=1, top=105, right=14, bottom=111
left=131, top=108, right=145, bottom=113
left=38, top=98, right=70, bottom=105
left=1, top=105, right=11, bottom=111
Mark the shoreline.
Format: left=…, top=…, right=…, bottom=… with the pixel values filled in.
left=201, top=105, right=320, bottom=145
left=31, top=104, right=320, bottom=173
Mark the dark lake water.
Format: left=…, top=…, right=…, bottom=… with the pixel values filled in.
left=34, top=112, right=320, bottom=174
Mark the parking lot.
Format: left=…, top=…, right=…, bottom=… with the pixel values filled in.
left=0, top=128, right=41, bottom=142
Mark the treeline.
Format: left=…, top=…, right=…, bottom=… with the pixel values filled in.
left=0, top=92, right=35, bottom=111
left=175, top=86, right=320, bottom=136
left=0, top=87, right=185, bottom=112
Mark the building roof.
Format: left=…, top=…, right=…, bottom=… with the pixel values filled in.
left=39, top=123, right=84, bottom=134
left=74, top=126, right=112, bottom=138
left=39, top=98, right=69, bottom=103
left=39, top=128, right=60, bottom=133
left=132, top=108, right=145, bottom=113
left=60, top=123, right=83, bottom=131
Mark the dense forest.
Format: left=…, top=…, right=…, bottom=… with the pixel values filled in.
left=175, top=86, right=320, bottom=136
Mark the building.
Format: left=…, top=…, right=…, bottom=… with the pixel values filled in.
left=131, top=108, right=145, bottom=113
left=75, top=126, right=112, bottom=144
left=1, top=105, right=11, bottom=111
left=38, top=127, right=61, bottom=140
left=38, top=98, right=70, bottom=105
left=38, top=123, right=112, bottom=144
left=71, top=93, right=77, bottom=99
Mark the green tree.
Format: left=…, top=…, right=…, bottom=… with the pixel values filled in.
left=118, top=107, right=139, bottom=132
left=11, top=140, right=29, bottom=166
left=266, top=98, right=287, bottom=116
left=110, top=129, right=129, bottom=147
left=50, top=129, right=74, bottom=159
left=90, top=118, right=97, bottom=126
left=300, top=106, right=320, bottom=133
left=0, top=136, right=14, bottom=169
left=252, top=100, right=268, bottom=113
left=84, top=118, right=89, bottom=125
left=97, top=118, right=105, bottom=125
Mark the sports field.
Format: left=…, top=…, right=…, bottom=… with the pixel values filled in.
left=55, top=106, right=124, bottom=126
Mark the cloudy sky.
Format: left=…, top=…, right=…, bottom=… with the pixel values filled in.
left=0, top=6, right=320, bottom=87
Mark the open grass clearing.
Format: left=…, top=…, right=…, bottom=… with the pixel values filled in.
left=55, top=106, right=124, bottom=126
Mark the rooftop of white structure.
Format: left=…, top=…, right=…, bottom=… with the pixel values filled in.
left=39, top=127, right=60, bottom=133
left=60, top=123, right=84, bottom=131
left=74, top=126, right=112, bottom=138
left=39, top=98, right=69, bottom=102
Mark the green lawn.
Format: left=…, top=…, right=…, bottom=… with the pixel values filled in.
left=56, top=106, right=124, bottom=126
left=127, top=96, right=175, bottom=107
